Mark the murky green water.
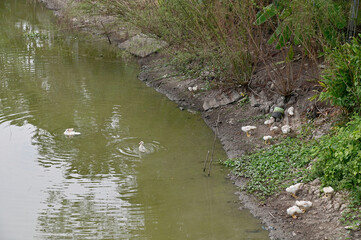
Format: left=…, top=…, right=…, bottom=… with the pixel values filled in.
left=0, top=1, right=269, bottom=239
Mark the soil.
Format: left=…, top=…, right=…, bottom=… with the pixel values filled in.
left=37, top=1, right=361, bottom=239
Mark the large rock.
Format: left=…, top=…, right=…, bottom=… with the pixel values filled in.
left=203, top=90, right=241, bottom=110
left=118, top=34, right=168, bottom=57
left=38, top=0, right=67, bottom=10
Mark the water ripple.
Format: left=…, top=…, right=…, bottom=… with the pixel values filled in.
left=116, top=137, right=164, bottom=158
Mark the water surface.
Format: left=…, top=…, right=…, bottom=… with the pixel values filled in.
left=0, top=1, right=269, bottom=239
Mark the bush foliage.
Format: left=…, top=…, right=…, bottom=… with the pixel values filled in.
left=320, top=35, right=361, bottom=113
left=312, top=115, right=361, bottom=201
left=96, top=0, right=348, bottom=88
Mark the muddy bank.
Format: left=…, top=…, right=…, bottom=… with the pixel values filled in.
left=137, top=54, right=356, bottom=240
left=37, top=1, right=358, bottom=239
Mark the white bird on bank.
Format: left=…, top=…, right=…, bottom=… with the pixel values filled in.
left=323, top=186, right=334, bottom=198
left=263, top=135, right=273, bottom=145
left=295, top=200, right=313, bottom=213
left=286, top=183, right=303, bottom=198
left=270, top=126, right=280, bottom=134
left=241, top=126, right=257, bottom=137
left=64, top=128, right=81, bottom=136
left=264, top=117, right=275, bottom=125
left=287, top=206, right=303, bottom=219
left=139, top=141, right=146, bottom=153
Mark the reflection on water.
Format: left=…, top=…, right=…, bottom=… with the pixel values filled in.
left=0, top=0, right=269, bottom=239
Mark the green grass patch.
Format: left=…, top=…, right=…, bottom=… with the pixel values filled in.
left=221, top=137, right=313, bottom=200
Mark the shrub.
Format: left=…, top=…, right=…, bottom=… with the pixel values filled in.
left=99, top=0, right=261, bottom=85
left=255, top=0, right=346, bottom=54
left=312, top=115, right=361, bottom=201
left=319, top=35, right=361, bottom=113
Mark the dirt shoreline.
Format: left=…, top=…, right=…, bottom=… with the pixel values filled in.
left=37, top=1, right=359, bottom=239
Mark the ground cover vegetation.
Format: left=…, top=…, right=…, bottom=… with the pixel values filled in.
left=75, top=0, right=361, bottom=230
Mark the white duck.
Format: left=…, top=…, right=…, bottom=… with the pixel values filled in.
left=286, top=183, right=303, bottom=198
left=287, top=206, right=303, bottom=219
left=139, top=141, right=146, bottom=153
left=264, top=117, right=275, bottom=125
left=323, top=186, right=334, bottom=198
left=295, top=200, right=312, bottom=213
left=241, top=126, right=257, bottom=137
left=270, top=126, right=280, bottom=134
left=64, top=128, right=81, bottom=136
left=263, top=135, right=273, bottom=145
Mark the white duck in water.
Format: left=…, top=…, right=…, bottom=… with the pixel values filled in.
left=64, top=128, right=81, bottom=136
left=139, top=141, right=146, bottom=153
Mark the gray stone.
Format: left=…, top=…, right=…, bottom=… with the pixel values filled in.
left=38, top=0, right=67, bottom=10
left=118, top=34, right=168, bottom=57
left=310, top=178, right=321, bottom=186
left=203, top=90, right=241, bottom=110
left=275, top=96, right=285, bottom=108
left=340, top=204, right=347, bottom=211
left=287, top=95, right=297, bottom=105
left=259, top=101, right=273, bottom=114
left=249, top=94, right=259, bottom=107
left=227, top=118, right=237, bottom=125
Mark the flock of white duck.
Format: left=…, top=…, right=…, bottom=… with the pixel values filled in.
left=285, top=183, right=334, bottom=219
left=64, top=128, right=148, bottom=153
left=241, top=106, right=295, bottom=145
left=240, top=107, right=336, bottom=219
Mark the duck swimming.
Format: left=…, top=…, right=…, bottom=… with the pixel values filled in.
left=139, top=141, right=146, bottom=153
left=64, top=128, right=81, bottom=136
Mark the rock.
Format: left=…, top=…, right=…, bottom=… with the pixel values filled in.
left=313, top=130, right=325, bottom=139
left=325, top=202, right=333, bottom=211
left=249, top=94, right=260, bottom=107
left=310, top=178, right=321, bottom=186
left=259, top=101, right=273, bottom=114
left=203, top=90, right=241, bottom=110
left=118, top=33, right=168, bottom=57
left=340, top=204, right=347, bottom=211
left=287, top=106, right=294, bottom=116
left=281, top=125, right=291, bottom=134
left=314, top=189, right=321, bottom=196
left=227, top=118, right=237, bottom=125
left=286, top=95, right=297, bottom=105
left=275, top=96, right=285, bottom=108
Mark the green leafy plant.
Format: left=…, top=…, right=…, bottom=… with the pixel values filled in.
left=255, top=0, right=346, bottom=52
left=311, top=115, right=361, bottom=201
left=222, top=138, right=313, bottom=200
left=319, top=35, right=361, bottom=113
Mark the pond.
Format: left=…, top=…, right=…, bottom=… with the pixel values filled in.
left=0, top=1, right=269, bottom=239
